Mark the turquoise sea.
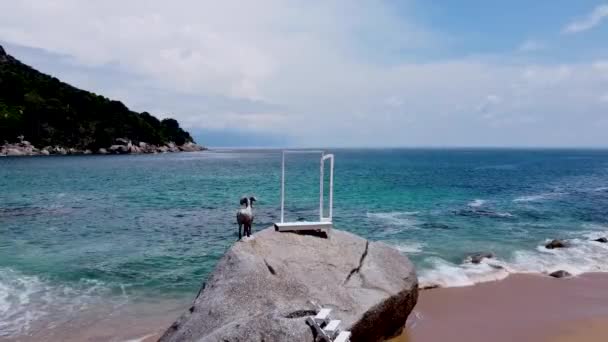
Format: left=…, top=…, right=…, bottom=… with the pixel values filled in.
left=2, top=149, right=608, bottom=338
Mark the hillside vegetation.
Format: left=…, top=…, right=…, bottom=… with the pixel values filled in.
left=0, top=45, right=194, bottom=150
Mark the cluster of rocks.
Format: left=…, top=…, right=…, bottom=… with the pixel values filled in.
left=421, top=235, right=608, bottom=290
left=100, top=139, right=205, bottom=155
left=1, top=138, right=205, bottom=157
left=452, top=237, right=608, bottom=283
left=543, top=237, right=607, bottom=278
left=0, top=140, right=80, bottom=156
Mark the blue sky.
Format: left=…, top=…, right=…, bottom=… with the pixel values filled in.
left=1, top=1, right=607, bottom=147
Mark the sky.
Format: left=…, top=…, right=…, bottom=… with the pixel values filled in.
left=1, top=1, right=607, bottom=147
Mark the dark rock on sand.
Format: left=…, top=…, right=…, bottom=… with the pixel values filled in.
left=593, top=237, right=608, bottom=243
left=159, top=227, right=418, bottom=342
left=549, top=270, right=572, bottom=278
left=467, top=252, right=495, bottom=264
left=545, top=239, right=568, bottom=249
left=420, top=284, right=441, bottom=290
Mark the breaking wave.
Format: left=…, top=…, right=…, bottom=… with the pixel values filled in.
left=513, top=192, right=566, bottom=203
left=0, top=268, right=127, bottom=338
left=367, top=211, right=420, bottom=228
left=415, top=227, right=608, bottom=289
left=390, top=242, right=425, bottom=254
left=467, top=199, right=486, bottom=208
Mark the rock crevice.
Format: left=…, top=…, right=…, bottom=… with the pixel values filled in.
left=344, top=241, right=369, bottom=284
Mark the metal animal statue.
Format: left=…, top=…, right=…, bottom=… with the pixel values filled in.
left=236, top=196, right=256, bottom=239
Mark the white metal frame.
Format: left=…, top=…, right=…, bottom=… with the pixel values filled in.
left=279, top=150, right=334, bottom=224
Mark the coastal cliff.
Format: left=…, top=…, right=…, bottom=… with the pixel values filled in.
left=160, top=227, right=418, bottom=342
left=0, top=45, right=202, bottom=154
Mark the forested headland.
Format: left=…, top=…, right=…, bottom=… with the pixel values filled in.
left=0, top=45, right=203, bottom=156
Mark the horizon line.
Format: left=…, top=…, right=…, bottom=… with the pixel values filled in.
left=206, top=145, right=608, bottom=150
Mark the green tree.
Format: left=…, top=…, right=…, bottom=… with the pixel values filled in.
left=0, top=45, right=197, bottom=148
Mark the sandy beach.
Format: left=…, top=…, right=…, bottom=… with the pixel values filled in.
left=8, top=273, right=608, bottom=341
left=7, top=299, right=187, bottom=342
left=397, top=273, right=608, bottom=342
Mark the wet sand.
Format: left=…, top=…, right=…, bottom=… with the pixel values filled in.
left=7, top=299, right=187, bottom=342
left=397, top=273, right=608, bottom=342
left=546, top=318, right=608, bottom=342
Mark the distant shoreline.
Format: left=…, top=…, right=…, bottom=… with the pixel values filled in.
left=0, top=139, right=206, bottom=157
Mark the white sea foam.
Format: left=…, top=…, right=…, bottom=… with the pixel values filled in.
left=581, top=223, right=608, bottom=231
left=513, top=194, right=550, bottom=202
left=0, top=268, right=47, bottom=337
left=366, top=211, right=420, bottom=227
left=513, top=190, right=569, bottom=202
left=508, top=237, right=608, bottom=275
left=494, top=212, right=514, bottom=218
left=392, top=242, right=425, bottom=254
left=593, top=186, right=608, bottom=192
left=0, top=268, right=125, bottom=338
left=418, top=228, right=608, bottom=288
left=468, top=199, right=486, bottom=208
left=419, top=257, right=510, bottom=288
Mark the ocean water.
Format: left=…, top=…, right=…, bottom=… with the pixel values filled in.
left=2, top=149, right=608, bottom=337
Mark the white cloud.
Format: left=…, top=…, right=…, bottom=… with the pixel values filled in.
left=477, top=94, right=502, bottom=119
left=594, top=60, right=608, bottom=71
left=592, top=60, right=608, bottom=82
left=518, top=39, right=545, bottom=52
left=0, top=1, right=607, bottom=147
left=563, top=4, right=608, bottom=33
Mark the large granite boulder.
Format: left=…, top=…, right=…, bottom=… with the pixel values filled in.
left=160, top=227, right=418, bottom=342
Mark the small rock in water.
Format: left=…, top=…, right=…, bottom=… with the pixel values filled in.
left=593, top=237, right=608, bottom=243
left=467, top=252, right=495, bottom=264
left=545, top=239, right=568, bottom=249
left=549, top=270, right=572, bottom=278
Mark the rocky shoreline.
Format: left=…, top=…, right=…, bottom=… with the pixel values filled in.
left=0, top=138, right=206, bottom=157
